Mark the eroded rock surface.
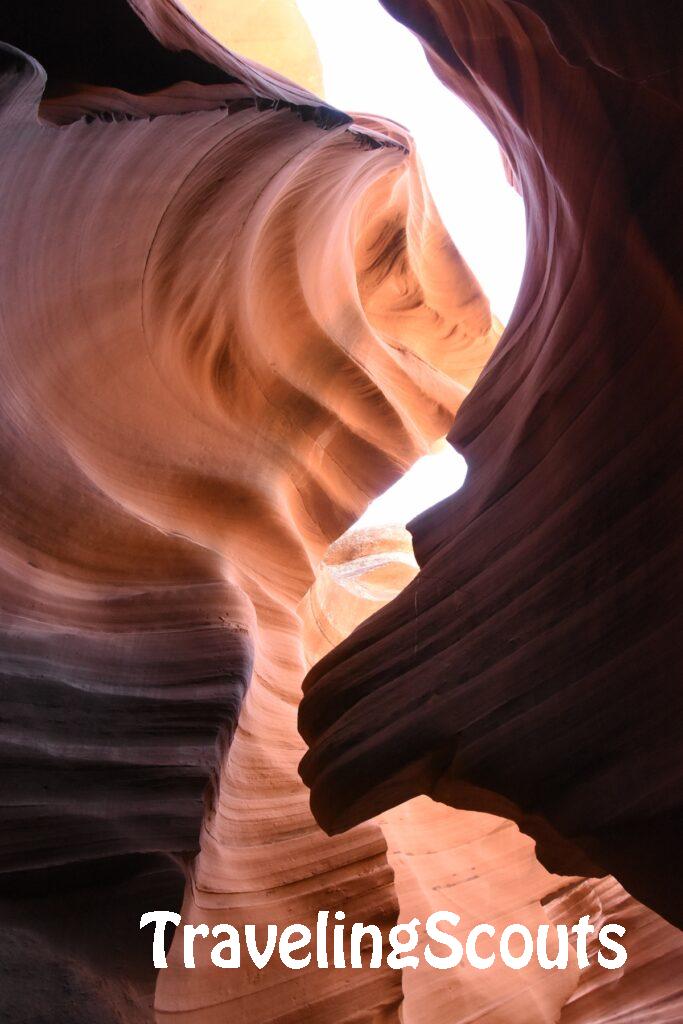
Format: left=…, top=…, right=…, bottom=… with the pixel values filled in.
left=0, top=2, right=497, bottom=1019
left=303, top=527, right=683, bottom=1024
left=2, top=0, right=680, bottom=1020
left=300, top=0, right=683, bottom=939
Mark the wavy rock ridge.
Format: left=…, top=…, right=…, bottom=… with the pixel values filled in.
left=0, top=2, right=498, bottom=1020
left=303, top=528, right=682, bottom=1024
left=299, top=0, right=683, bottom=1012
left=1, top=0, right=680, bottom=1020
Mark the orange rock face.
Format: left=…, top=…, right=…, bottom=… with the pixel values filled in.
left=0, top=2, right=499, bottom=1020
left=299, top=0, right=683, bottom=1012
left=1, top=1, right=680, bottom=1022
left=303, top=529, right=683, bottom=1023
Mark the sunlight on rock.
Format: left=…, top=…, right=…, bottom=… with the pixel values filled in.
left=298, top=0, right=526, bottom=323
left=353, top=441, right=467, bottom=530
left=183, top=0, right=323, bottom=94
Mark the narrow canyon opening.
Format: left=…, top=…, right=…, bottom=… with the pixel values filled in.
left=4, top=2, right=677, bottom=1023
left=295, top=0, right=526, bottom=532
left=183, top=0, right=526, bottom=536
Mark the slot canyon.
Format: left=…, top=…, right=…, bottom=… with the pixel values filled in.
left=0, top=1, right=680, bottom=1022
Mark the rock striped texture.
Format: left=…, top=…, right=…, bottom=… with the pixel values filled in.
left=0, top=2, right=498, bottom=1019
left=302, top=528, right=683, bottom=1024
left=2, top=0, right=680, bottom=1020
left=299, top=0, right=683, bottom=960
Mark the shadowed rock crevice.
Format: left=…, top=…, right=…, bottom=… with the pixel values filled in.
left=299, top=0, right=683, bottom=940
left=0, top=2, right=500, bottom=1020
left=1, top=1, right=681, bottom=1021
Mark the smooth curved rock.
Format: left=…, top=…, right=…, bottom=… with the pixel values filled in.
left=4, top=0, right=680, bottom=1019
left=301, top=527, right=681, bottom=1023
left=182, top=0, right=324, bottom=95
left=0, top=3, right=498, bottom=1019
left=301, top=528, right=578, bottom=1023
left=299, top=0, right=683, bottom=934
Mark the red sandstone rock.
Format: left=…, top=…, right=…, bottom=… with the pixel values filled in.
left=2, top=0, right=680, bottom=1020
left=0, top=3, right=497, bottom=1020
left=299, top=0, right=683, bottom=936
left=303, top=527, right=681, bottom=1023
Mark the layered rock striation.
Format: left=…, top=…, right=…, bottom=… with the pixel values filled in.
left=0, top=2, right=498, bottom=1019
left=299, top=0, right=683, bottom=939
left=303, top=528, right=683, bottom=1024
left=2, top=0, right=680, bottom=1020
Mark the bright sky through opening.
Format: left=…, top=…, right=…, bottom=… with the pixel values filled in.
left=298, top=0, right=526, bottom=529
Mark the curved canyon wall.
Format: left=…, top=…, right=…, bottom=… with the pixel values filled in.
left=303, top=529, right=682, bottom=1024
left=1, top=0, right=681, bottom=1021
left=0, top=1, right=500, bottom=1020
left=299, top=0, right=683, bottom=972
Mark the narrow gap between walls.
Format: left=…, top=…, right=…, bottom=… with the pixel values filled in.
left=298, top=0, right=525, bottom=532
